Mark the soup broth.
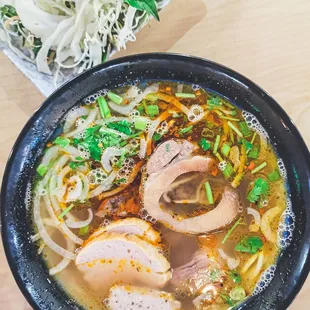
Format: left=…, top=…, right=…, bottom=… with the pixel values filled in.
left=32, top=81, right=293, bottom=310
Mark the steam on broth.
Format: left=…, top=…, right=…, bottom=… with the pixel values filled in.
left=32, top=81, right=293, bottom=310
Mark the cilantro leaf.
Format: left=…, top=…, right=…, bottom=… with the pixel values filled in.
left=198, top=138, right=211, bottom=151
left=218, top=293, right=235, bottom=307
left=125, top=0, right=160, bottom=21
left=247, top=178, right=270, bottom=203
left=107, top=120, right=132, bottom=135
left=153, top=133, right=162, bottom=141
left=239, top=122, right=252, bottom=137
left=235, top=236, right=263, bottom=254
left=228, top=271, right=242, bottom=284
left=0, top=5, right=17, bottom=18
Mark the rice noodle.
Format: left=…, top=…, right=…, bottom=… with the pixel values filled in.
left=66, top=209, right=93, bottom=229
left=33, top=192, right=75, bottom=260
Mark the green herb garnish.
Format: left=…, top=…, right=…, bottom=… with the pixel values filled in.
left=107, top=91, right=123, bottom=105
left=179, top=125, right=193, bottom=135
left=247, top=178, right=269, bottom=203
left=248, top=146, right=259, bottom=159
left=58, top=204, right=74, bottom=219
left=97, top=96, right=111, bottom=118
left=218, top=293, right=235, bottom=307
left=221, top=142, right=231, bottom=157
left=54, top=136, right=70, bottom=148
left=223, top=162, right=234, bottom=179
left=175, top=93, right=196, bottom=98
left=235, top=236, right=263, bottom=254
left=239, top=122, right=252, bottom=137
left=204, top=181, right=214, bottom=204
left=0, top=5, right=17, bottom=18
left=107, top=120, right=132, bottom=135
left=79, top=225, right=89, bottom=236
left=125, top=0, right=160, bottom=21
left=198, top=138, right=211, bottom=151
left=36, top=164, right=49, bottom=177
left=145, top=105, right=159, bottom=117
left=228, top=271, right=242, bottom=284
left=268, top=169, right=281, bottom=182
left=213, top=135, right=221, bottom=154
left=153, top=133, right=162, bottom=141
left=69, top=161, right=85, bottom=170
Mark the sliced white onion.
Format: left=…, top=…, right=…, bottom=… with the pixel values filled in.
left=89, top=170, right=118, bottom=198
left=138, top=137, right=146, bottom=159
left=66, top=209, right=93, bottom=229
left=108, top=84, right=159, bottom=115
left=56, top=166, right=72, bottom=202
left=218, top=248, right=240, bottom=270
left=247, top=208, right=261, bottom=232
left=248, top=252, right=264, bottom=279
left=78, top=172, right=90, bottom=201
left=261, top=207, right=282, bottom=243
left=41, top=145, right=60, bottom=166
left=241, top=253, right=259, bottom=274
left=101, top=147, right=123, bottom=172
left=33, top=192, right=75, bottom=260
left=62, top=145, right=81, bottom=157
left=66, top=175, right=83, bottom=202
left=65, top=108, right=97, bottom=137
left=63, top=107, right=89, bottom=133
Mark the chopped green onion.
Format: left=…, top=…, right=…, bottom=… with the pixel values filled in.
left=107, top=91, right=123, bottom=105
left=69, top=161, right=85, bottom=170
left=222, top=218, right=242, bottom=244
left=120, top=140, right=127, bottom=147
left=145, top=94, right=158, bottom=102
left=179, top=125, right=193, bottom=135
left=36, top=164, right=49, bottom=176
left=153, top=133, right=162, bottom=141
left=218, top=293, right=235, bottom=307
left=213, top=135, right=221, bottom=154
left=239, top=122, right=252, bottom=137
left=58, top=204, right=74, bottom=219
left=215, top=152, right=223, bottom=162
left=223, top=162, right=234, bottom=178
left=268, top=169, right=281, bottom=182
left=208, top=97, right=222, bottom=107
left=214, top=109, right=223, bottom=116
left=54, top=136, right=70, bottom=148
left=248, top=146, right=259, bottom=159
left=145, top=105, right=159, bottom=117
left=136, top=104, right=145, bottom=114
left=228, top=121, right=243, bottom=137
left=204, top=181, right=214, bottom=204
left=97, top=97, right=111, bottom=118
left=251, top=162, right=267, bottom=174
left=75, top=156, right=83, bottom=161
left=221, top=143, right=231, bottom=157
left=251, top=131, right=257, bottom=144
left=116, top=151, right=127, bottom=168
left=199, top=138, right=211, bottom=151
left=230, top=128, right=235, bottom=143
left=79, top=225, right=89, bottom=236
left=134, top=117, right=147, bottom=131
left=222, top=100, right=235, bottom=109
left=175, top=93, right=196, bottom=98
left=220, top=116, right=240, bottom=122
left=230, top=287, right=246, bottom=301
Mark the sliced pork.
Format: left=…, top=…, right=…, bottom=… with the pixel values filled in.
left=92, top=218, right=161, bottom=243
left=170, top=251, right=223, bottom=296
left=108, top=285, right=182, bottom=310
left=76, top=233, right=171, bottom=294
left=144, top=156, right=242, bottom=234
left=147, top=140, right=180, bottom=174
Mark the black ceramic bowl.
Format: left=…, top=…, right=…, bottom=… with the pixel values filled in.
left=1, top=54, right=310, bottom=310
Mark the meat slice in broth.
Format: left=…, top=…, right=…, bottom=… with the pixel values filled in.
left=108, top=284, right=182, bottom=310
left=76, top=233, right=171, bottom=294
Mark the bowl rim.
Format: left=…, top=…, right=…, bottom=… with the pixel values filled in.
left=1, top=52, right=310, bottom=309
